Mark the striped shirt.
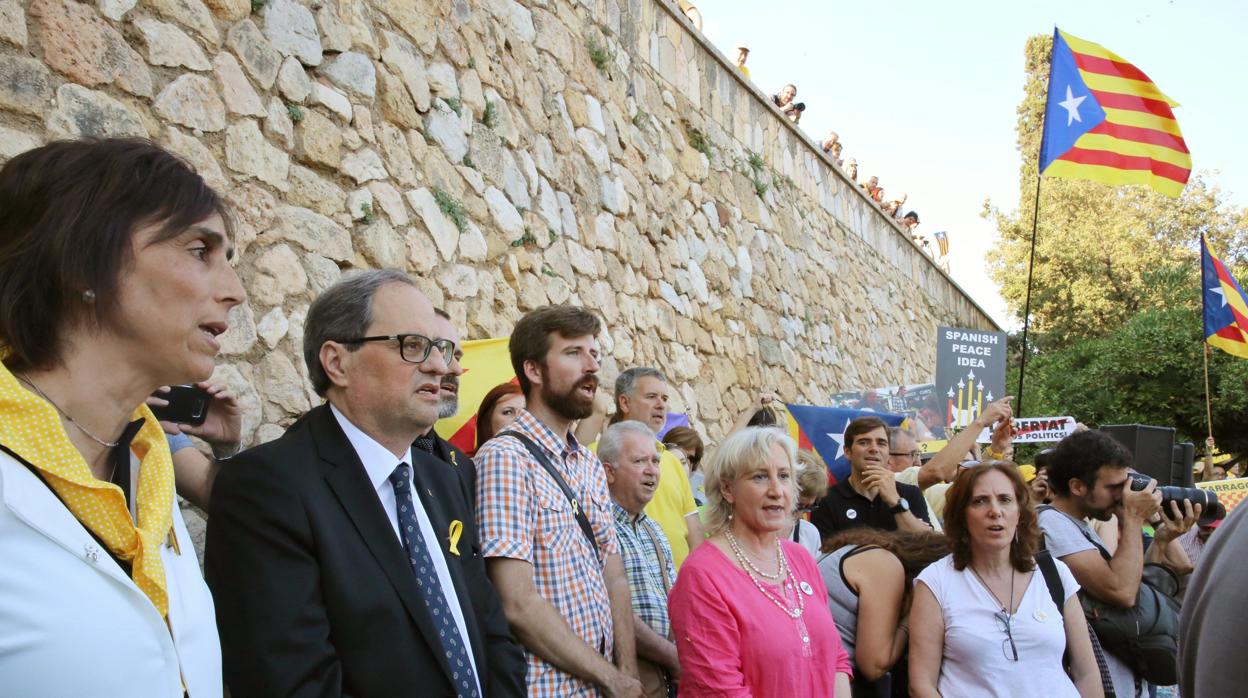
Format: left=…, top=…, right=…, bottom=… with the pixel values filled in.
left=475, top=409, right=618, bottom=697
left=612, top=502, right=674, bottom=639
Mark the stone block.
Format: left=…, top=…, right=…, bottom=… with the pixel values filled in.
left=135, top=18, right=211, bottom=71
left=155, top=75, right=227, bottom=132
left=227, top=19, right=282, bottom=89
left=215, top=52, right=268, bottom=117
left=31, top=0, right=152, bottom=97
left=225, top=119, right=290, bottom=190
left=263, top=0, right=322, bottom=66
left=295, top=109, right=342, bottom=168
left=146, top=0, right=220, bottom=44
left=47, top=84, right=147, bottom=139
left=0, top=55, right=52, bottom=117
left=266, top=204, right=353, bottom=262
left=320, top=51, right=376, bottom=99
left=277, top=56, right=312, bottom=103
left=162, top=126, right=229, bottom=193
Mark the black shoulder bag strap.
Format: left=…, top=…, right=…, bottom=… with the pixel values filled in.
left=497, top=430, right=600, bottom=558
left=1037, top=506, right=1117, bottom=698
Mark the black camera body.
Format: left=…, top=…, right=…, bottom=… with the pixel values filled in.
left=1127, top=470, right=1224, bottom=525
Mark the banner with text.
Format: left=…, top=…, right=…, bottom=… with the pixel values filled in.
left=935, top=326, right=1007, bottom=430
left=976, top=416, right=1075, bottom=444
left=1198, top=477, right=1248, bottom=515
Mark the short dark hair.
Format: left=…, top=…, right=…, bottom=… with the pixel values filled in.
left=303, top=269, right=416, bottom=396
left=844, top=416, right=888, bottom=449
left=1048, top=430, right=1132, bottom=496
left=509, top=305, right=601, bottom=397
left=943, top=462, right=1039, bottom=572
left=0, top=138, right=231, bottom=371
left=903, top=210, right=920, bottom=223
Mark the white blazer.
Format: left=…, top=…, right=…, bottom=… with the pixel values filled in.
left=0, top=449, right=222, bottom=697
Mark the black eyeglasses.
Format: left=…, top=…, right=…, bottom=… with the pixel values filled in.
left=994, top=611, right=1019, bottom=661
left=337, top=333, right=457, bottom=364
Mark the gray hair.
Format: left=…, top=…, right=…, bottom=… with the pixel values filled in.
left=702, top=427, right=799, bottom=536
left=599, top=420, right=656, bottom=467
left=303, top=269, right=416, bottom=396
left=614, top=366, right=667, bottom=401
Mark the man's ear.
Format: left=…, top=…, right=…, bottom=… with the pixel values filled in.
left=617, top=393, right=631, bottom=417
left=602, top=462, right=616, bottom=486
left=319, top=341, right=352, bottom=391
left=523, top=359, right=544, bottom=392
left=1067, top=477, right=1087, bottom=498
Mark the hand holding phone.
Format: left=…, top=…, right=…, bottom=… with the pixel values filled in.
left=149, top=385, right=211, bottom=426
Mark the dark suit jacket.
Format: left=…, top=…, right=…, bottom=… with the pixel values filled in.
left=426, top=431, right=477, bottom=509
left=206, top=404, right=526, bottom=698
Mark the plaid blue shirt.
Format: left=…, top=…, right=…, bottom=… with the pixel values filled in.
left=612, top=502, right=675, bottom=638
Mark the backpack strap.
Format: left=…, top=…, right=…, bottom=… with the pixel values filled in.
left=1037, top=504, right=1112, bottom=561
left=497, top=430, right=600, bottom=559
left=1037, top=509, right=1117, bottom=698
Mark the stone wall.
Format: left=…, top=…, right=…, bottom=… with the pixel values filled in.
left=0, top=0, right=996, bottom=443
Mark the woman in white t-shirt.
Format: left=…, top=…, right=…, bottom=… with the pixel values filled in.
left=909, top=462, right=1103, bottom=698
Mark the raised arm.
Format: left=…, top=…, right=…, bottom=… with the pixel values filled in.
left=918, top=397, right=1012, bottom=489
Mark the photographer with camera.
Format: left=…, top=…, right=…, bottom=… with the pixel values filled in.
left=1038, top=431, right=1203, bottom=697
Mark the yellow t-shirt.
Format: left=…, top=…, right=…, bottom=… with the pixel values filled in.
left=591, top=439, right=699, bottom=568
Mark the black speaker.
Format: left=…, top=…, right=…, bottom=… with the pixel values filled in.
left=1171, top=442, right=1195, bottom=488
left=1100, top=424, right=1175, bottom=483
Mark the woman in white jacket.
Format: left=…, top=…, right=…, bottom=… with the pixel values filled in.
left=0, top=138, right=245, bottom=696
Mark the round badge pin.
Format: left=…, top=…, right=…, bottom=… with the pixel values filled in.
left=846, top=509, right=858, bottom=520
left=799, top=581, right=814, bottom=596
left=1033, top=608, right=1048, bottom=622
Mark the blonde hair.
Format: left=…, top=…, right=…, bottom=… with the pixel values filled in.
left=702, top=427, right=798, bottom=536
left=795, top=450, right=830, bottom=502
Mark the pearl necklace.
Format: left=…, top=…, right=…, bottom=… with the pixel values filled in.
left=725, top=527, right=785, bottom=580
left=725, top=531, right=805, bottom=620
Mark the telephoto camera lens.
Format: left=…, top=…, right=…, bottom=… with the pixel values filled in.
left=1126, top=471, right=1224, bottom=525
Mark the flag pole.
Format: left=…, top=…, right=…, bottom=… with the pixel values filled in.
left=1016, top=171, right=1043, bottom=416
left=1203, top=343, right=1214, bottom=440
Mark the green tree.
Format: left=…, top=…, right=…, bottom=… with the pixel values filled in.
left=985, top=35, right=1248, bottom=349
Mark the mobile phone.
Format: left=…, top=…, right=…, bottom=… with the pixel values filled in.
left=150, top=385, right=210, bottom=426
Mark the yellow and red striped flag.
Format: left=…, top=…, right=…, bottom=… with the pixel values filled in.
left=433, top=336, right=517, bottom=452
left=1039, top=29, right=1190, bottom=197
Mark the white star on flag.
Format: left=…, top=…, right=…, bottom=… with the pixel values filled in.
left=825, top=418, right=854, bottom=462
left=1059, top=85, right=1087, bottom=126
left=1211, top=286, right=1227, bottom=307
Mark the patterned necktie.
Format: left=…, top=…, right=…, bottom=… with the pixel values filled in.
left=389, top=463, right=480, bottom=698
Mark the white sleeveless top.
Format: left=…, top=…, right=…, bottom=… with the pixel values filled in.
left=916, top=554, right=1080, bottom=698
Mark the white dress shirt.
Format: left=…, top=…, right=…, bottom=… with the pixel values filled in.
left=331, top=405, right=481, bottom=695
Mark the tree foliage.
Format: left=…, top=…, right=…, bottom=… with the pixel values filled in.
left=985, top=35, right=1248, bottom=349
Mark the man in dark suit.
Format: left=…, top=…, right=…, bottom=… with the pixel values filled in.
left=206, top=270, right=526, bottom=698
left=420, top=308, right=477, bottom=504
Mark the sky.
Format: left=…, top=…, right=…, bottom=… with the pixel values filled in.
left=699, top=0, right=1248, bottom=329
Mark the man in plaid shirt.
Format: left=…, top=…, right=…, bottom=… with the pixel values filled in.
left=476, top=306, right=642, bottom=698
left=600, top=421, right=679, bottom=698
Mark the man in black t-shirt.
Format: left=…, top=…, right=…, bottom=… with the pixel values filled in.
left=811, top=416, right=931, bottom=541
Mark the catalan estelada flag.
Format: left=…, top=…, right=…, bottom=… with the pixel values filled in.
left=433, top=336, right=517, bottom=452
left=780, top=403, right=905, bottom=484
left=1039, top=28, right=1190, bottom=197
left=933, top=231, right=949, bottom=257
left=1201, top=235, right=1248, bottom=359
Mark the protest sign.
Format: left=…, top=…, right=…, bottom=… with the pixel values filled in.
left=976, top=416, right=1076, bottom=444
left=1198, top=477, right=1248, bottom=515
left=935, top=327, right=1007, bottom=430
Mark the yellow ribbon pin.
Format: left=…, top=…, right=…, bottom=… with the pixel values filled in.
left=448, top=520, right=463, bottom=556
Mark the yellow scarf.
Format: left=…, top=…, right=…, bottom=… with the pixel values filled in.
left=0, top=362, right=174, bottom=618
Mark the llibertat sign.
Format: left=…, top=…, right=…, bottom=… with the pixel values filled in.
left=976, top=416, right=1076, bottom=444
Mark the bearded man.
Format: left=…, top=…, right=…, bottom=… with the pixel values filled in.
left=475, top=305, right=642, bottom=698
